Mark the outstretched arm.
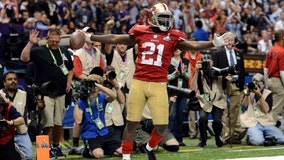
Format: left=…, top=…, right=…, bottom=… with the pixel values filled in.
left=90, top=34, right=136, bottom=46
left=177, top=32, right=233, bottom=51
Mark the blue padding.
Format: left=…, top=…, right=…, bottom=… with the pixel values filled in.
left=245, top=76, right=253, bottom=86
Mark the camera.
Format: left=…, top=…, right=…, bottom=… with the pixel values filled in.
left=247, top=82, right=258, bottom=90
left=201, top=61, right=211, bottom=71
left=167, top=85, right=195, bottom=99
left=26, top=81, right=58, bottom=123
left=103, top=71, right=117, bottom=89
left=264, top=136, right=276, bottom=146
left=212, top=65, right=239, bottom=77
left=27, top=81, right=58, bottom=99
left=199, top=54, right=211, bottom=72
left=73, top=79, right=98, bottom=101
left=106, top=71, right=116, bottom=81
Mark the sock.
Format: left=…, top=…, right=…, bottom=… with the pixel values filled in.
left=122, top=154, right=131, bottom=160
left=146, top=143, right=153, bottom=151
left=148, top=128, right=164, bottom=149
left=73, top=137, right=79, bottom=147
left=121, top=141, right=133, bottom=154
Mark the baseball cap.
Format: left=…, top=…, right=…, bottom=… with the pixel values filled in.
left=252, top=73, right=264, bottom=83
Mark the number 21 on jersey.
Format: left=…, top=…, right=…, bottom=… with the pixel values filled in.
left=141, top=42, right=164, bottom=67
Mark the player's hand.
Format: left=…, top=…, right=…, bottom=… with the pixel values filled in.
left=213, top=32, right=232, bottom=47
left=79, top=27, right=92, bottom=41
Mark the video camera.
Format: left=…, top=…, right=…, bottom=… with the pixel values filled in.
left=73, top=79, right=98, bottom=101
left=28, top=81, right=58, bottom=100
left=167, top=85, right=195, bottom=99
left=26, top=81, right=58, bottom=123
left=199, top=54, right=211, bottom=72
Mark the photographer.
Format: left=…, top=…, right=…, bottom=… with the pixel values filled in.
left=104, top=66, right=126, bottom=143
left=212, top=32, right=245, bottom=144
left=0, top=95, right=25, bottom=160
left=73, top=74, right=122, bottom=158
left=240, top=73, right=284, bottom=146
left=191, top=55, right=226, bottom=148
left=0, top=71, right=33, bottom=160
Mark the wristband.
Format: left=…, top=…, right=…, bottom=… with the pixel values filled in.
left=12, top=120, right=14, bottom=126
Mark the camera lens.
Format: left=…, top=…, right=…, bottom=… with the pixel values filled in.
left=107, top=71, right=116, bottom=81
left=247, top=82, right=257, bottom=90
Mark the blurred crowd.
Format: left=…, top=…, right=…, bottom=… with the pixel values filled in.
left=1, top=0, right=284, bottom=54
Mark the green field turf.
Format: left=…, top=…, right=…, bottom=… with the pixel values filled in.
left=32, top=135, right=284, bottom=160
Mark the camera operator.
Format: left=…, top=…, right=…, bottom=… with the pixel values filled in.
left=191, top=54, right=226, bottom=148
left=212, top=33, right=245, bottom=144
left=73, top=74, right=122, bottom=158
left=240, top=73, right=284, bottom=146
left=21, top=29, right=74, bottom=159
left=0, top=95, right=25, bottom=160
left=0, top=71, right=33, bottom=160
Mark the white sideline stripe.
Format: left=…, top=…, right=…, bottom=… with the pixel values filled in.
left=229, top=146, right=284, bottom=152
left=225, top=156, right=284, bottom=160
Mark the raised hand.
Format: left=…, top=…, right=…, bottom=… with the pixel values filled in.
left=29, top=29, right=40, bottom=44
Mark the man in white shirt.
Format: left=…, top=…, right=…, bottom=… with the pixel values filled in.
left=274, top=12, right=284, bottom=31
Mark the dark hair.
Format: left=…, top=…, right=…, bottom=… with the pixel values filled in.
left=86, top=27, right=96, bottom=34
left=195, top=20, right=203, bottom=29
left=90, top=67, right=103, bottom=76
left=2, top=71, right=17, bottom=83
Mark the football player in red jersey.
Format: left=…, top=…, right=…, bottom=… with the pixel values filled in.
left=80, top=3, right=232, bottom=160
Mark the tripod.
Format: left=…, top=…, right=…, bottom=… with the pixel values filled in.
left=225, top=79, right=232, bottom=148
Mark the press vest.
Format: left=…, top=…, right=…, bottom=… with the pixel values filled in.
left=240, top=89, right=275, bottom=128
left=110, top=48, right=135, bottom=89
left=74, top=47, right=102, bottom=76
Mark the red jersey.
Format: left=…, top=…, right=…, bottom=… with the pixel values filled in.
left=264, top=43, right=284, bottom=78
left=129, top=25, right=187, bottom=82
